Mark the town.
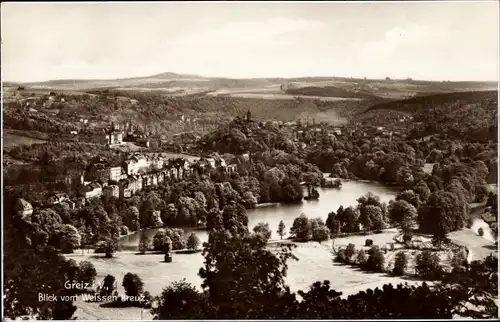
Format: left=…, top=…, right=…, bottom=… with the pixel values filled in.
left=2, top=2, right=498, bottom=321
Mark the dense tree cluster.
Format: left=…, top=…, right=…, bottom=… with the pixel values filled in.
left=326, top=193, right=389, bottom=236
left=335, top=244, right=386, bottom=273
left=152, top=228, right=187, bottom=251
left=3, top=194, right=78, bottom=319
left=289, top=214, right=329, bottom=242
left=153, top=220, right=497, bottom=319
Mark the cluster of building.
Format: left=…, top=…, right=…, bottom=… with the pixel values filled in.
left=85, top=153, right=236, bottom=199
left=15, top=153, right=237, bottom=217
left=89, top=121, right=201, bottom=153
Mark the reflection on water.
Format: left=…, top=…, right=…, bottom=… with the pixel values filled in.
left=119, top=180, right=400, bottom=249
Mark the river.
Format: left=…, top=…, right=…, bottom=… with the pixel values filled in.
left=119, top=180, right=400, bottom=249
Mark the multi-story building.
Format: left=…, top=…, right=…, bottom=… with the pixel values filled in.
left=109, top=166, right=123, bottom=182
left=124, top=158, right=139, bottom=176
left=87, top=163, right=109, bottom=182
left=103, top=185, right=120, bottom=199
left=79, top=183, right=102, bottom=199
left=119, top=179, right=133, bottom=199
left=136, top=156, right=150, bottom=171
left=150, top=157, right=164, bottom=170
left=109, top=131, right=123, bottom=145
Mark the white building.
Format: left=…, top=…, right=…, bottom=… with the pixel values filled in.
left=109, top=166, right=123, bottom=181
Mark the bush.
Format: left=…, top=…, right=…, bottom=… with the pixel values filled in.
left=365, top=239, right=373, bottom=247
left=393, top=251, right=408, bottom=276
left=356, top=249, right=368, bottom=265
left=366, top=246, right=385, bottom=272
left=100, top=275, right=116, bottom=297
left=122, top=273, right=144, bottom=297
left=415, top=250, right=442, bottom=280
left=345, top=243, right=356, bottom=264
left=335, top=249, right=347, bottom=263
left=187, top=233, right=201, bottom=251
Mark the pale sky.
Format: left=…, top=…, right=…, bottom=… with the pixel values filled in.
left=1, top=1, right=499, bottom=82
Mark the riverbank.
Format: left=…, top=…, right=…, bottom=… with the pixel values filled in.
left=117, top=179, right=401, bottom=249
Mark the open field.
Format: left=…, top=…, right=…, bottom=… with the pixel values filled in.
left=67, top=237, right=418, bottom=295
left=331, top=228, right=400, bottom=249
left=72, top=297, right=154, bottom=320
left=6, top=72, right=496, bottom=102
left=449, top=226, right=497, bottom=261
left=67, top=232, right=424, bottom=319
left=286, top=240, right=422, bottom=296
left=67, top=252, right=204, bottom=296
left=208, top=91, right=362, bottom=101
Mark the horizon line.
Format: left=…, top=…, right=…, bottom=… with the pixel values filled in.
left=4, top=72, right=499, bottom=84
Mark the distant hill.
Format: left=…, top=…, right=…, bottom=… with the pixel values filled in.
left=6, top=72, right=496, bottom=98
left=359, top=90, right=498, bottom=143
left=146, top=72, right=209, bottom=80
left=365, top=90, right=498, bottom=114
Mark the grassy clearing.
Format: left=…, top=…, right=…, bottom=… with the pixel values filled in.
left=449, top=228, right=497, bottom=261
left=67, top=252, right=205, bottom=296
left=68, top=226, right=495, bottom=319
left=286, top=241, right=421, bottom=296
left=72, top=239, right=415, bottom=296
left=72, top=296, right=153, bottom=320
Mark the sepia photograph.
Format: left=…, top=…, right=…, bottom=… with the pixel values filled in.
left=1, top=1, right=499, bottom=320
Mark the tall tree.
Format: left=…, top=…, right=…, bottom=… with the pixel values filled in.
left=152, top=279, right=214, bottom=319
left=290, top=214, right=312, bottom=241
left=277, top=220, right=286, bottom=240
left=198, top=229, right=297, bottom=319
left=418, top=191, right=469, bottom=236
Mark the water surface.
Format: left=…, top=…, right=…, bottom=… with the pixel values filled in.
left=120, top=180, right=400, bottom=249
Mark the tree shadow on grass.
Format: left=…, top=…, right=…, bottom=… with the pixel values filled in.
left=482, top=245, right=497, bottom=251
left=331, top=260, right=427, bottom=283
left=175, top=249, right=202, bottom=255
left=134, top=249, right=203, bottom=256
left=87, top=254, right=113, bottom=259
